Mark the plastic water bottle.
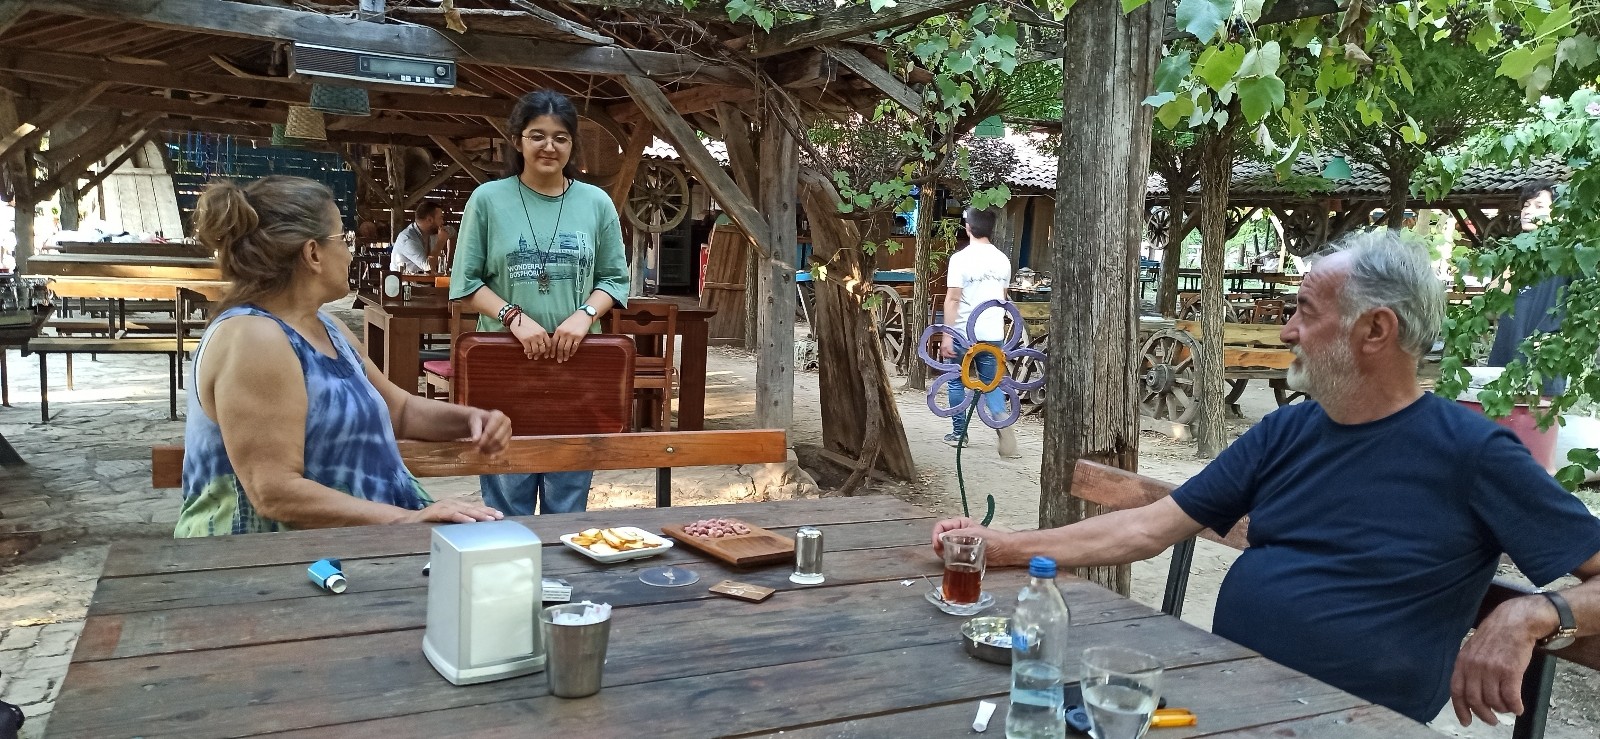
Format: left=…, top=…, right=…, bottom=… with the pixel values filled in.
left=1006, top=556, right=1071, bottom=739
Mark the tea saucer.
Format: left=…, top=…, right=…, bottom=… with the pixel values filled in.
left=926, top=588, right=995, bottom=616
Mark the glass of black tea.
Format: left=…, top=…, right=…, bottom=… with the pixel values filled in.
left=939, top=534, right=986, bottom=605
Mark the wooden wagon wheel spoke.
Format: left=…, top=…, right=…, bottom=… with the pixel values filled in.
left=1139, top=329, right=1201, bottom=424
left=625, top=161, right=690, bottom=234
left=1270, top=378, right=1307, bottom=407
left=870, top=285, right=907, bottom=365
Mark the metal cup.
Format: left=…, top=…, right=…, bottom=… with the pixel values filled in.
left=539, top=603, right=611, bottom=698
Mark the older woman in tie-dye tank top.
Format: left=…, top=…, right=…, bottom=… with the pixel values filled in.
left=174, top=176, right=512, bottom=536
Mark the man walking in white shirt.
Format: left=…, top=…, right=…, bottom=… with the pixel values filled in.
left=939, top=205, right=1020, bottom=458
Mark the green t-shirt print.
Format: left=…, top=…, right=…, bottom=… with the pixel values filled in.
left=449, top=177, right=629, bottom=334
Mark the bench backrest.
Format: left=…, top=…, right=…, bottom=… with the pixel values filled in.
left=453, top=333, right=635, bottom=436
left=1072, top=459, right=1248, bottom=550
left=151, top=429, right=787, bottom=489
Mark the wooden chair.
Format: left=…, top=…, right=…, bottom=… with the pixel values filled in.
left=452, top=333, right=635, bottom=435
left=422, top=300, right=471, bottom=400
left=608, top=301, right=678, bottom=432
left=1069, top=459, right=1599, bottom=739
left=1253, top=299, right=1286, bottom=325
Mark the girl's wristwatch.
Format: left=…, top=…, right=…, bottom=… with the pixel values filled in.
left=579, top=304, right=598, bottom=318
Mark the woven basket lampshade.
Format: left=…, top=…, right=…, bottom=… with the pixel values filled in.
left=284, top=106, right=327, bottom=141
left=310, top=83, right=371, bottom=117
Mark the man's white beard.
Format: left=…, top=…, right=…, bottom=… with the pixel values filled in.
left=1285, top=340, right=1357, bottom=402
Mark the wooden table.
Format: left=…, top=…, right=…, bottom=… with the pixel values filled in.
left=359, top=293, right=716, bottom=431
left=35, top=277, right=229, bottom=386
left=25, top=253, right=221, bottom=280
left=49, top=497, right=1435, bottom=738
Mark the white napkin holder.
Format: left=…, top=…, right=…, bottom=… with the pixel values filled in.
left=423, top=520, right=545, bottom=685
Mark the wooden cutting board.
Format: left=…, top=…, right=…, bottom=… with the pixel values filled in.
left=660, top=519, right=794, bottom=567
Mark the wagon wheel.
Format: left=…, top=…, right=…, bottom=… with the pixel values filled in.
left=1225, top=378, right=1249, bottom=405
left=624, top=161, right=690, bottom=234
left=796, top=280, right=817, bottom=325
left=1270, top=378, right=1307, bottom=407
left=1014, top=332, right=1048, bottom=414
left=1139, top=328, right=1200, bottom=424
left=1145, top=206, right=1171, bottom=245
left=870, top=284, right=906, bottom=364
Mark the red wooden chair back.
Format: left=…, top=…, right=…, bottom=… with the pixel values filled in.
left=452, top=333, right=636, bottom=435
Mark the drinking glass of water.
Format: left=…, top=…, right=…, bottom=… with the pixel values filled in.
left=1081, top=646, right=1163, bottom=739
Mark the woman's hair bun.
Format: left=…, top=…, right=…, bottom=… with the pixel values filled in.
left=194, top=180, right=259, bottom=252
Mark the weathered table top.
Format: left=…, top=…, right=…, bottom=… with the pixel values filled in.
left=48, top=497, right=1436, bottom=738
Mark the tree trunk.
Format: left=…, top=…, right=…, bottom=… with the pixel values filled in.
left=754, top=103, right=798, bottom=431
left=10, top=146, right=38, bottom=270
left=900, top=175, right=939, bottom=390
left=1042, top=0, right=1165, bottom=595
left=799, top=169, right=917, bottom=482
left=743, top=241, right=760, bottom=351
left=1158, top=183, right=1189, bottom=316
left=1385, top=148, right=1413, bottom=232
left=1194, top=109, right=1240, bottom=459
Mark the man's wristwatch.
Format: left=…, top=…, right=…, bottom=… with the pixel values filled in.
left=579, top=304, right=598, bottom=319
left=1537, top=590, right=1578, bottom=650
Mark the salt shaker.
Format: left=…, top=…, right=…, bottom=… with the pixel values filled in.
left=789, top=526, right=824, bottom=585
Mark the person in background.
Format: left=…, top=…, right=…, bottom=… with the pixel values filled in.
left=939, top=205, right=1020, bottom=458
left=1486, top=180, right=1565, bottom=395
left=177, top=176, right=510, bottom=536
left=933, top=231, right=1600, bottom=729
left=450, top=89, right=629, bottom=516
left=391, top=199, right=447, bottom=275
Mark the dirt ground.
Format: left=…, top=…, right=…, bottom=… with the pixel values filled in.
left=1, top=303, right=1597, bottom=737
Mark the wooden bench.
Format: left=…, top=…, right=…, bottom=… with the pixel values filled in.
left=152, top=429, right=789, bottom=508
left=26, top=337, right=199, bottom=423
left=1070, top=458, right=1599, bottom=739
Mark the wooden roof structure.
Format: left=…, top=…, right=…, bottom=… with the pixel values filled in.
left=1, top=0, right=973, bottom=432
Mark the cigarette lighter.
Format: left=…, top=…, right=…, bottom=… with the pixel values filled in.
left=308, top=558, right=347, bottom=593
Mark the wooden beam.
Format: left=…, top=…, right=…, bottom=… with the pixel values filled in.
left=752, top=0, right=982, bottom=58
left=43, top=0, right=744, bottom=84
left=39, top=113, right=159, bottom=195
left=0, top=0, right=25, bottom=36
left=619, top=75, right=770, bottom=254
left=429, top=135, right=488, bottom=184
left=716, top=103, right=758, bottom=197
left=151, top=429, right=789, bottom=487
left=768, top=49, right=835, bottom=89
left=76, top=131, right=155, bottom=199
left=609, top=122, right=654, bottom=214
left=39, top=112, right=121, bottom=171
left=0, top=81, right=111, bottom=160
left=84, top=91, right=498, bottom=139
left=609, top=85, right=757, bottom=126
left=403, top=162, right=463, bottom=210
left=506, top=0, right=612, bottom=44
left=823, top=46, right=922, bottom=115
left=0, top=47, right=512, bottom=118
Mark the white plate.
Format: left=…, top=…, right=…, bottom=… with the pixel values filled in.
left=560, top=527, right=674, bottom=563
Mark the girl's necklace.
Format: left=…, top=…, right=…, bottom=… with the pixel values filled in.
left=516, top=175, right=571, bottom=294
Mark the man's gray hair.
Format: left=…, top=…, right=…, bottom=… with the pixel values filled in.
left=1312, top=230, right=1445, bottom=357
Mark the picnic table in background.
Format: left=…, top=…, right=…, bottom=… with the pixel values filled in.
left=48, top=496, right=1438, bottom=738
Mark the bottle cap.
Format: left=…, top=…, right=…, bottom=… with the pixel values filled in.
left=1028, top=556, right=1056, bottom=578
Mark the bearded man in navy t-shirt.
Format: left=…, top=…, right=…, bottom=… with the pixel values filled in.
left=933, top=230, right=1600, bottom=729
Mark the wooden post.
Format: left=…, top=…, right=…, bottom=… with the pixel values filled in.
left=358, top=0, right=386, bottom=21
left=755, top=101, right=797, bottom=431
left=11, top=145, right=37, bottom=270
left=1041, top=0, right=1164, bottom=595
left=1194, top=109, right=1239, bottom=459
left=386, top=144, right=406, bottom=241
left=900, top=168, right=939, bottom=388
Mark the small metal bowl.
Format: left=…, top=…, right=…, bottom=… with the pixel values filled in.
left=961, top=616, right=1012, bottom=664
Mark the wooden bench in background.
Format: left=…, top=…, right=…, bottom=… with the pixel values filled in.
left=1070, top=458, right=1598, bottom=739
left=27, top=337, right=199, bottom=423
left=152, top=429, right=789, bottom=508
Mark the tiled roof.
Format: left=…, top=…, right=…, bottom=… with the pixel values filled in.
left=1145, top=154, right=1568, bottom=199
left=640, top=132, right=1563, bottom=199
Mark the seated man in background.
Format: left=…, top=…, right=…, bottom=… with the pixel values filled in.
left=933, top=230, right=1600, bottom=728
left=390, top=199, right=448, bottom=275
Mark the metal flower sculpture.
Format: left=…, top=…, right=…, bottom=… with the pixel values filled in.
left=916, top=299, right=1047, bottom=525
